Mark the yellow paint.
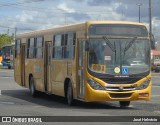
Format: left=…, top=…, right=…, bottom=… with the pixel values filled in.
left=91, top=64, right=106, bottom=73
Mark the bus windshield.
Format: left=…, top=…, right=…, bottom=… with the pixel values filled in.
left=88, top=38, right=150, bottom=75
left=2, top=46, right=11, bottom=60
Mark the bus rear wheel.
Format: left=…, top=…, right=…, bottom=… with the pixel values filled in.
left=29, top=76, right=37, bottom=97
left=67, top=81, right=74, bottom=106
left=119, top=101, right=130, bottom=107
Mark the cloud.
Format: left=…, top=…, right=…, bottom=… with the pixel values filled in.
left=57, top=3, right=75, bottom=13
left=0, top=0, right=160, bottom=41
left=87, top=0, right=145, bottom=6
left=65, top=12, right=90, bottom=21
left=87, top=0, right=112, bottom=6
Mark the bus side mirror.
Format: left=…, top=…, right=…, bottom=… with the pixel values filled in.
left=85, top=41, right=89, bottom=51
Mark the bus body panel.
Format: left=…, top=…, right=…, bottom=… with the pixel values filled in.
left=85, top=83, right=151, bottom=102
left=14, top=56, right=22, bottom=85
left=51, top=60, right=66, bottom=96
left=85, top=72, right=152, bottom=102
left=25, top=59, right=45, bottom=92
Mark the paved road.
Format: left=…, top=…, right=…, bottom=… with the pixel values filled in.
left=0, top=69, right=160, bottom=125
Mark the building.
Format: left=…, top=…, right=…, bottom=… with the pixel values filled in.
left=151, top=50, right=160, bottom=72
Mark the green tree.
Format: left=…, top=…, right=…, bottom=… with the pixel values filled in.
left=0, top=33, right=14, bottom=49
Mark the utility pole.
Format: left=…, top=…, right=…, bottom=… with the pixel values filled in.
left=7, top=28, right=9, bottom=35
left=14, top=27, right=17, bottom=41
left=136, top=3, right=143, bottom=22
left=149, top=0, right=154, bottom=49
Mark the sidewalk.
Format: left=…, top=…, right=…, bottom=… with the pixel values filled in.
left=0, top=66, right=8, bottom=69
left=0, top=66, right=14, bottom=72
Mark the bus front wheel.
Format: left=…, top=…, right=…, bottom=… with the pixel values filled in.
left=67, top=81, right=74, bottom=106
left=119, top=101, right=130, bottom=107
left=29, top=77, right=37, bottom=97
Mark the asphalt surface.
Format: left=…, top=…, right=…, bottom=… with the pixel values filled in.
left=0, top=68, right=160, bottom=125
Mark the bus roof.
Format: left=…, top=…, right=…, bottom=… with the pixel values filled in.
left=86, top=21, right=145, bottom=25
left=16, top=21, right=146, bottom=38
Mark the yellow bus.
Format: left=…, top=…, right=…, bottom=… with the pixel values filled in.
left=14, top=21, right=152, bottom=107
left=1, top=43, right=15, bottom=69
left=0, top=49, right=2, bottom=65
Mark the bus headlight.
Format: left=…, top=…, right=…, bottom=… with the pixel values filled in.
left=87, top=78, right=105, bottom=90
left=136, top=79, right=151, bottom=90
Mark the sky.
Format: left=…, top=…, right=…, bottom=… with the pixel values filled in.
left=0, top=0, right=160, bottom=41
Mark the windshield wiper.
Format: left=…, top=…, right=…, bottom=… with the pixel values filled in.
left=103, top=36, right=116, bottom=52
left=124, top=37, right=137, bottom=53
left=103, top=36, right=117, bottom=62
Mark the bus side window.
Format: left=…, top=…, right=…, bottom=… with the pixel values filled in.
left=68, top=32, right=75, bottom=59
left=53, top=34, right=62, bottom=59
left=63, top=34, right=69, bottom=58
left=52, top=36, right=55, bottom=58
left=63, top=32, right=76, bottom=59
left=35, top=37, right=43, bottom=59
left=27, top=38, right=35, bottom=59
left=15, top=39, right=21, bottom=58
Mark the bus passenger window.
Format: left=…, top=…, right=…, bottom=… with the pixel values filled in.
left=63, top=32, right=76, bottom=59
left=35, top=37, right=43, bottom=59
left=15, top=39, right=21, bottom=58
left=27, top=38, right=35, bottom=58
left=53, top=34, right=62, bottom=59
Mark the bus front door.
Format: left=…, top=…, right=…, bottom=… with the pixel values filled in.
left=44, top=41, right=52, bottom=93
left=78, top=39, right=86, bottom=99
left=21, top=44, right=25, bottom=86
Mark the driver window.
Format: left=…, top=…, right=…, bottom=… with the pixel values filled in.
left=89, top=42, right=104, bottom=65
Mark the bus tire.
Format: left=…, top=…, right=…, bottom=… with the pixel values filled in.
left=29, top=76, right=37, bottom=97
left=67, top=81, right=74, bottom=106
left=119, top=101, right=130, bottom=107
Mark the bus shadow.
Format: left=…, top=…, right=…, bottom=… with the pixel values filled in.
left=1, top=89, right=136, bottom=110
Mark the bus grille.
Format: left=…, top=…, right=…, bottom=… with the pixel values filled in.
left=105, top=86, right=135, bottom=92
left=109, top=93, right=132, bottom=98
left=100, top=77, right=141, bottom=84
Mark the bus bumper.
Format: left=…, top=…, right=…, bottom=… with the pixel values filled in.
left=85, top=83, right=151, bottom=102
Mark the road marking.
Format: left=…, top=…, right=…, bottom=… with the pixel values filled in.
left=0, top=101, right=15, bottom=105
left=153, top=86, right=160, bottom=88
left=0, top=76, right=11, bottom=78
left=152, top=76, right=160, bottom=78
left=0, top=70, right=14, bottom=73
left=154, top=111, right=160, bottom=114
left=151, top=95, right=160, bottom=97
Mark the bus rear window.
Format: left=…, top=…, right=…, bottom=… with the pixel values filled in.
left=89, top=24, right=148, bottom=37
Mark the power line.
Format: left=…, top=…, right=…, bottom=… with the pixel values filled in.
left=0, top=4, right=112, bottom=15
left=0, top=25, right=15, bottom=29
left=0, top=0, right=45, bottom=7
left=0, top=0, right=112, bottom=14
left=0, top=25, right=34, bottom=31
left=0, top=16, right=53, bottom=25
